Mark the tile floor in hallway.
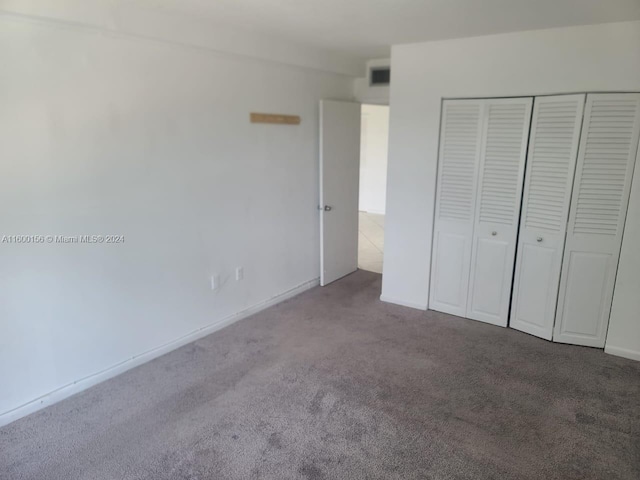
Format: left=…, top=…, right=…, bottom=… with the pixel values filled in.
left=358, top=211, right=384, bottom=273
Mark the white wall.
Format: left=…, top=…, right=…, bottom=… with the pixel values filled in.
left=381, top=21, right=640, bottom=358
left=0, top=13, right=355, bottom=424
left=0, top=1, right=363, bottom=76
left=359, top=104, right=389, bottom=214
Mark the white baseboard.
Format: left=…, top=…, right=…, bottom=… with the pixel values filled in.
left=379, top=294, right=428, bottom=311
left=604, top=345, right=640, bottom=362
left=0, top=278, right=319, bottom=428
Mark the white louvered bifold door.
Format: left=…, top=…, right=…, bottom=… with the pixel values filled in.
left=429, top=100, right=484, bottom=316
left=510, top=95, right=585, bottom=340
left=554, top=93, right=640, bottom=347
left=466, top=98, right=533, bottom=326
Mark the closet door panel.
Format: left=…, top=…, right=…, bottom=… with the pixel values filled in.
left=559, top=251, right=611, bottom=338
left=467, top=98, right=533, bottom=326
left=431, top=231, right=468, bottom=308
left=469, top=238, right=508, bottom=316
left=429, top=100, right=484, bottom=316
left=554, top=93, right=640, bottom=347
left=514, top=244, right=557, bottom=331
left=510, top=95, right=585, bottom=340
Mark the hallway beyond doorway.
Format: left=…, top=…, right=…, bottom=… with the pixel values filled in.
left=358, top=212, right=384, bottom=273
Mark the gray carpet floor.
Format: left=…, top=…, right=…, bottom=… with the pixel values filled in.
left=1, top=270, right=639, bottom=480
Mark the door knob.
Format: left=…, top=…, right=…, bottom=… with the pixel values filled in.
left=324, top=205, right=332, bottom=212
left=491, top=231, right=497, bottom=236
left=537, top=237, right=543, bottom=242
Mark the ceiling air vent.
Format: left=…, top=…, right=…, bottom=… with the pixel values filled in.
left=369, top=67, right=390, bottom=86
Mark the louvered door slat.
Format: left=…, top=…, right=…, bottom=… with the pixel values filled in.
left=554, top=93, right=640, bottom=347
left=466, top=98, right=533, bottom=326
left=429, top=100, right=484, bottom=316
left=437, top=103, right=482, bottom=222
left=510, top=94, right=585, bottom=340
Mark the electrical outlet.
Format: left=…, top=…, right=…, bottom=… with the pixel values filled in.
left=211, top=274, right=220, bottom=291
left=235, top=267, right=244, bottom=281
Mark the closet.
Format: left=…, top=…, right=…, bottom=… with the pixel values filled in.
left=510, top=94, right=585, bottom=340
left=430, top=93, right=640, bottom=348
left=430, top=97, right=532, bottom=327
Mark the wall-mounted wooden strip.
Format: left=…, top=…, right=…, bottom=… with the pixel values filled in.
left=250, top=113, right=301, bottom=125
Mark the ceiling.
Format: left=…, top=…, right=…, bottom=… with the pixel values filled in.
left=122, top=0, right=640, bottom=58
left=5, top=0, right=640, bottom=58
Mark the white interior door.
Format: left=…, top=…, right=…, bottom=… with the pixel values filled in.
left=554, top=93, right=640, bottom=347
left=467, top=98, right=533, bottom=326
left=429, top=100, right=484, bottom=316
left=319, top=100, right=361, bottom=286
left=510, top=94, right=585, bottom=340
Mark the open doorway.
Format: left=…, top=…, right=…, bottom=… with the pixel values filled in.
left=358, top=104, right=389, bottom=274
